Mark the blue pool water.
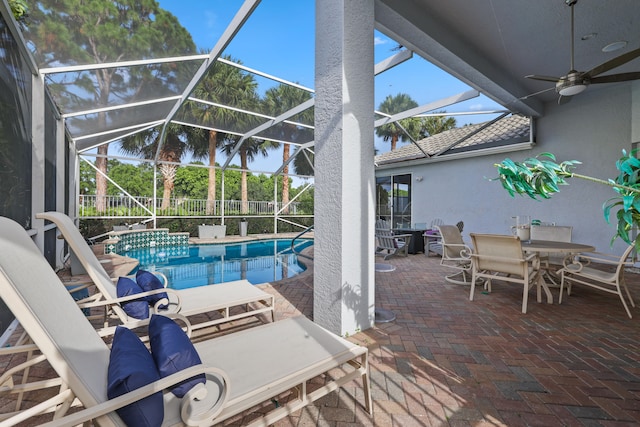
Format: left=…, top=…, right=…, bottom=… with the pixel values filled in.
left=122, top=239, right=313, bottom=289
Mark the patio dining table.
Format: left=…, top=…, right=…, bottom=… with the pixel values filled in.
left=521, top=240, right=596, bottom=304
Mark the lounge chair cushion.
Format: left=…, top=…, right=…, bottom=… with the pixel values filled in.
left=149, top=314, right=206, bottom=397
left=116, top=277, right=149, bottom=319
left=107, top=326, right=164, bottom=427
left=136, top=270, right=168, bottom=309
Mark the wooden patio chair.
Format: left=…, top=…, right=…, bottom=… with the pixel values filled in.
left=375, top=228, right=411, bottom=260
left=558, top=244, right=636, bottom=318
left=469, top=233, right=541, bottom=314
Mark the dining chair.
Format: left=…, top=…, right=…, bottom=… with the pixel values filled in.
left=558, top=244, right=636, bottom=318
left=437, top=225, right=473, bottom=284
left=469, top=233, right=541, bottom=313
left=530, top=225, right=573, bottom=284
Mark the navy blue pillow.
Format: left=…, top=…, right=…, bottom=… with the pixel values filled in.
left=149, top=315, right=205, bottom=398
left=116, top=277, right=149, bottom=319
left=136, top=270, right=168, bottom=310
left=107, top=326, right=163, bottom=427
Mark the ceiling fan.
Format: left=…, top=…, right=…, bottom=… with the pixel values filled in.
left=525, top=0, right=640, bottom=104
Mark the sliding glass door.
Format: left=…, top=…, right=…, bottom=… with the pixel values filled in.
left=376, top=174, right=412, bottom=228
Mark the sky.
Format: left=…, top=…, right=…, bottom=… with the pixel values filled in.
left=155, top=0, right=504, bottom=182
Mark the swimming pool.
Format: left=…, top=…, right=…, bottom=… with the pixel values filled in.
left=122, top=239, right=313, bottom=289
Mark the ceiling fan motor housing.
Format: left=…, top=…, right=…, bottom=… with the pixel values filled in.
left=555, top=71, right=589, bottom=95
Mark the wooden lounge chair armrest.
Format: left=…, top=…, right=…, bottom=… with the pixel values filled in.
left=39, top=366, right=231, bottom=427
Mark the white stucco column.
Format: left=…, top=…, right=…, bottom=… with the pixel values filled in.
left=31, top=74, right=46, bottom=250
left=314, top=0, right=375, bottom=335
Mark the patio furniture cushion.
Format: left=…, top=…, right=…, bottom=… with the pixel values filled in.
left=116, top=277, right=149, bottom=319
left=107, top=326, right=163, bottom=427
left=136, top=270, right=168, bottom=309
left=149, top=314, right=205, bottom=398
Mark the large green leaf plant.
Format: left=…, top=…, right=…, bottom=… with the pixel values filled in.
left=493, top=151, right=640, bottom=248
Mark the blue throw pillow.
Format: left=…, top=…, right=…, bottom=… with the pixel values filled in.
left=136, top=270, right=169, bottom=310
left=149, top=315, right=206, bottom=398
left=107, top=326, right=163, bottom=427
left=116, top=277, right=149, bottom=320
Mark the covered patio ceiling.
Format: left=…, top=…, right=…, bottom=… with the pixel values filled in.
left=18, top=0, right=640, bottom=178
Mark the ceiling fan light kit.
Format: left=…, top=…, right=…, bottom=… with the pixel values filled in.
left=523, top=0, right=640, bottom=104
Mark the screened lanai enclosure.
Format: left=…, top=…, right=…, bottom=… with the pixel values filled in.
left=3, top=0, right=510, bottom=237
left=3, top=0, right=639, bottom=337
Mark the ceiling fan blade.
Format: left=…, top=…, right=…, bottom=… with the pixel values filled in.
left=525, top=74, right=560, bottom=83
left=519, top=86, right=555, bottom=100
left=584, top=47, right=640, bottom=78
left=591, top=72, right=640, bottom=84
left=558, top=95, right=573, bottom=105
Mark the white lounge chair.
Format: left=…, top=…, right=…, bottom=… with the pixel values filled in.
left=36, top=212, right=274, bottom=334
left=0, top=215, right=372, bottom=426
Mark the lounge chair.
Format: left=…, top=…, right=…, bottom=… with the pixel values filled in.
left=0, top=215, right=372, bottom=426
left=36, top=212, right=274, bottom=334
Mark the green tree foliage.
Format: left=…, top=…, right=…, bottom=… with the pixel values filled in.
left=119, top=123, right=206, bottom=209
left=262, top=84, right=314, bottom=213
left=185, top=54, right=260, bottom=215
left=493, top=151, right=640, bottom=248
left=174, top=163, right=209, bottom=199
left=26, top=0, right=196, bottom=212
left=376, top=93, right=423, bottom=151
left=107, top=161, right=154, bottom=197
left=8, top=0, right=28, bottom=22
left=419, top=111, right=457, bottom=138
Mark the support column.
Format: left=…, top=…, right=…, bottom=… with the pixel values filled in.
left=314, top=0, right=375, bottom=335
left=31, top=74, right=46, bottom=249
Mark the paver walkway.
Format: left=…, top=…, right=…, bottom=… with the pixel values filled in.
left=1, top=245, right=639, bottom=426
left=259, top=249, right=640, bottom=427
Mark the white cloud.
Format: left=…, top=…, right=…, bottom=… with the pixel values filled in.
left=374, top=36, right=387, bottom=45
left=469, top=103, right=484, bottom=111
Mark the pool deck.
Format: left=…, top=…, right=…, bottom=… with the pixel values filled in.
left=3, top=237, right=640, bottom=426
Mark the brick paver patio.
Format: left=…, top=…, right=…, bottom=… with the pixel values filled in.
left=1, top=245, right=639, bottom=426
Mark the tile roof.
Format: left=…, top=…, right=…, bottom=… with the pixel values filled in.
left=375, top=114, right=531, bottom=165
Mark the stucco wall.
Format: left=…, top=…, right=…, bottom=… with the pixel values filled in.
left=377, top=83, right=636, bottom=255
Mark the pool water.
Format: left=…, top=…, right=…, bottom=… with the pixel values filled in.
left=123, top=239, right=313, bottom=289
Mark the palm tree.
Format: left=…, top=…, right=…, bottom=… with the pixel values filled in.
left=419, top=111, right=457, bottom=138
left=222, top=137, right=279, bottom=214
left=261, top=84, right=313, bottom=213
left=292, top=147, right=314, bottom=177
left=376, top=93, right=422, bottom=151
left=185, top=55, right=260, bottom=215
left=119, top=124, right=204, bottom=210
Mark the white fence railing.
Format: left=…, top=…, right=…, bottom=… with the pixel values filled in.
left=78, top=195, right=302, bottom=218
